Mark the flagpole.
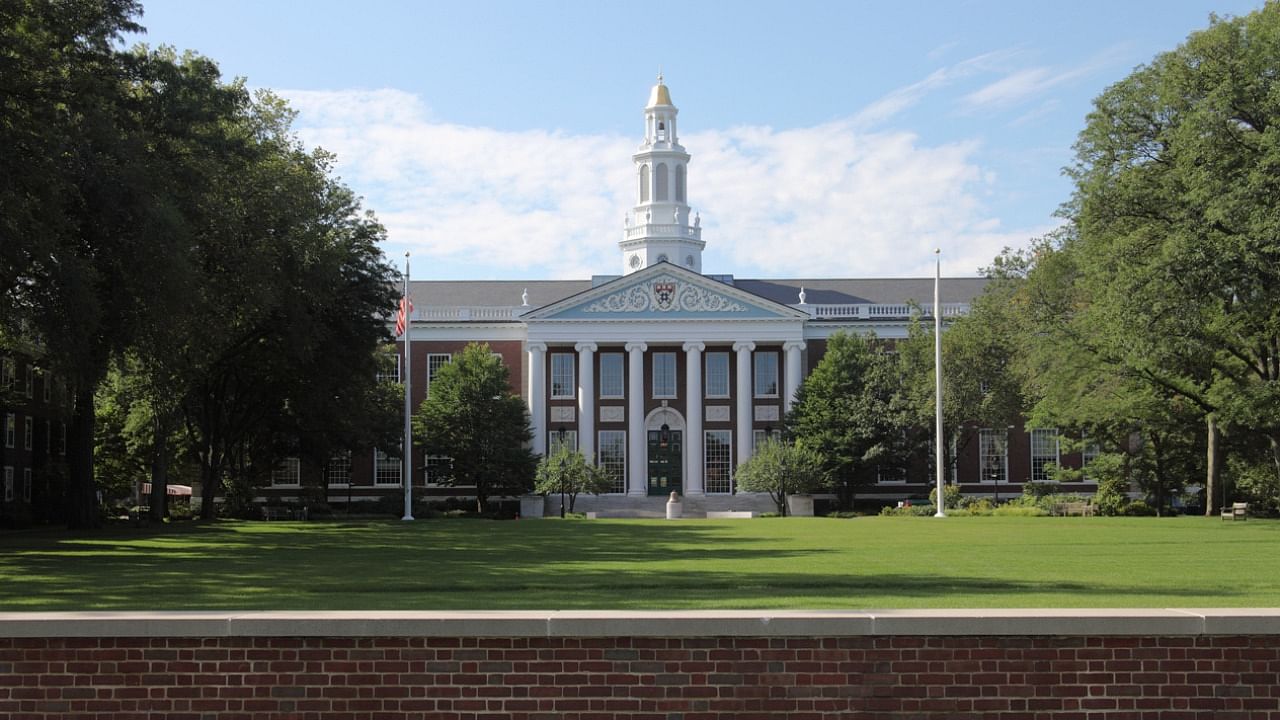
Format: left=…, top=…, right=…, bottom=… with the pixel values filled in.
left=934, top=248, right=946, bottom=518
left=402, top=252, right=414, bottom=521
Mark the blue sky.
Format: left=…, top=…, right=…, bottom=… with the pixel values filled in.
left=130, top=0, right=1264, bottom=280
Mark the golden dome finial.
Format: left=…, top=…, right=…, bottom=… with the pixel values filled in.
left=647, top=71, right=672, bottom=108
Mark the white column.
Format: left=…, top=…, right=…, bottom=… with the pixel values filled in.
left=626, top=341, right=647, bottom=495
left=576, top=342, right=597, bottom=462
left=683, top=341, right=705, bottom=495
left=527, top=342, right=547, bottom=456
left=783, top=340, right=806, bottom=415
left=733, top=341, right=755, bottom=468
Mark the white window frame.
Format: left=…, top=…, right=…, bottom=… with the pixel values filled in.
left=877, top=466, right=908, bottom=484
left=705, top=351, right=730, bottom=398
left=549, top=430, right=578, bottom=453
left=23, top=417, right=32, bottom=451
left=24, top=366, right=33, bottom=398
left=377, top=354, right=401, bottom=384
left=753, top=351, right=779, bottom=398
left=1030, top=428, right=1060, bottom=483
left=427, top=353, right=452, bottom=391
left=3, top=467, right=12, bottom=502
left=3, top=414, right=13, bottom=449
left=374, top=447, right=403, bottom=486
left=550, top=353, right=575, bottom=399
left=652, top=352, right=677, bottom=399
left=704, top=430, right=733, bottom=494
left=1082, top=436, right=1101, bottom=483
left=597, top=430, right=627, bottom=494
left=599, top=353, right=624, bottom=399
left=425, top=455, right=454, bottom=486
left=325, top=450, right=352, bottom=487
left=979, top=428, right=1008, bottom=484
left=752, top=428, right=780, bottom=452
left=271, top=457, right=301, bottom=487
left=22, top=468, right=31, bottom=502
left=1, top=357, right=12, bottom=389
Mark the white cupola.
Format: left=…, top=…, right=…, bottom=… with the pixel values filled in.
left=620, top=73, right=705, bottom=275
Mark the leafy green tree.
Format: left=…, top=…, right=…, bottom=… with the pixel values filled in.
left=734, top=439, right=830, bottom=516
left=415, top=343, right=537, bottom=512
left=786, top=332, right=910, bottom=509
left=534, top=446, right=613, bottom=514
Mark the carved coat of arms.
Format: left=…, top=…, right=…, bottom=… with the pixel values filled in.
left=653, top=281, right=677, bottom=310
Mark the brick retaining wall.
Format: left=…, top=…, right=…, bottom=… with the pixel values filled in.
left=2, top=611, right=1279, bottom=718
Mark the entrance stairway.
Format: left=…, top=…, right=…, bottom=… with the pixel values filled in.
left=570, top=492, right=776, bottom=518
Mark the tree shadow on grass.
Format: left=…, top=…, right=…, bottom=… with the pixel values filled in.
left=0, top=519, right=1270, bottom=610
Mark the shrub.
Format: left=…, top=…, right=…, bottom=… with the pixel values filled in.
left=1121, top=500, right=1157, bottom=516
left=878, top=504, right=937, bottom=517
left=992, top=504, right=1049, bottom=517
left=1021, top=481, right=1057, bottom=500
left=735, top=439, right=831, bottom=516
left=928, top=483, right=963, bottom=510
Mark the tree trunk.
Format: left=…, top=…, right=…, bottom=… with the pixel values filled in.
left=1205, top=414, right=1220, bottom=516
left=66, top=384, right=100, bottom=529
left=148, top=421, right=169, bottom=522
left=1271, top=436, right=1280, bottom=512
left=199, top=455, right=220, bottom=520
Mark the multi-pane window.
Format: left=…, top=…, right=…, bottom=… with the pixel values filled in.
left=22, top=469, right=31, bottom=502
left=3, top=467, right=12, bottom=502
left=44, top=420, right=51, bottom=454
left=271, top=457, right=300, bottom=486
left=427, top=353, right=452, bottom=392
left=1030, top=429, right=1060, bottom=483
left=326, top=451, right=352, bottom=486
left=753, top=352, right=779, bottom=397
left=550, top=353, right=575, bottom=399
left=752, top=428, right=779, bottom=451
left=41, top=371, right=50, bottom=402
left=705, top=352, right=729, bottom=398
left=979, top=428, right=1008, bottom=484
left=598, top=431, right=626, bottom=493
left=1, top=357, right=12, bottom=389
left=652, top=352, right=677, bottom=398
left=1082, top=437, right=1101, bottom=482
left=425, top=455, right=454, bottom=486
left=377, top=354, right=400, bottom=383
left=549, top=430, right=578, bottom=453
left=23, top=418, right=32, bottom=451
left=58, top=423, right=66, bottom=456
left=877, top=466, right=907, bottom=484
left=374, top=448, right=402, bottom=485
left=705, top=430, right=733, bottom=494
left=4, top=414, right=13, bottom=449
left=599, top=353, right=624, bottom=399
left=24, top=366, right=33, bottom=398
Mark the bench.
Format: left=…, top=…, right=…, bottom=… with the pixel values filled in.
left=261, top=505, right=309, bottom=521
left=1221, top=502, right=1249, bottom=521
left=1053, top=501, right=1095, bottom=517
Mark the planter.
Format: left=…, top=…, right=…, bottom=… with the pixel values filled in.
left=785, top=494, right=814, bottom=517
left=665, top=491, right=683, bottom=520
left=519, top=495, right=545, bottom=519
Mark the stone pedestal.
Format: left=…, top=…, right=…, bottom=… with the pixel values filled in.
left=786, top=494, right=814, bottom=517
left=519, top=495, right=545, bottom=519
left=666, top=491, right=683, bottom=520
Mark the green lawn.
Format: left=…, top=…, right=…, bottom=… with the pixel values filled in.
left=1, top=516, right=1277, bottom=610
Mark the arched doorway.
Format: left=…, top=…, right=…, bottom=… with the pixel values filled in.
left=644, top=407, right=685, bottom=496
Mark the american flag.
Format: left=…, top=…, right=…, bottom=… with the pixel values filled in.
left=395, top=295, right=413, bottom=337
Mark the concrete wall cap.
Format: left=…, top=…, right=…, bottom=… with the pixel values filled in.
left=2, top=609, right=1279, bottom=638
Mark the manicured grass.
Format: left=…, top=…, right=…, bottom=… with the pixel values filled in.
left=1, top=516, right=1277, bottom=610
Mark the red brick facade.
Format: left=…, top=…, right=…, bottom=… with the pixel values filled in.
left=3, top=634, right=1277, bottom=718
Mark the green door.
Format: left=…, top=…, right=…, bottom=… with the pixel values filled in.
left=647, top=430, right=683, bottom=496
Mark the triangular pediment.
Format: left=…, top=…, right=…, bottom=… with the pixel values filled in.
left=523, top=262, right=809, bottom=321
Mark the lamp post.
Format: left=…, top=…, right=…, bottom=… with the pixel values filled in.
left=934, top=248, right=946, bottom=518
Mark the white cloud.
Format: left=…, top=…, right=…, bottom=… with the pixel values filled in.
left=280, top=86, right=1047, bottom=280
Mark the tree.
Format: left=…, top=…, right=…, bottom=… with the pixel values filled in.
left=734, top=438, right=830, bottom=516
left=1046, top=5, right=1280, bottom=512
left=534, top=446, right=613, bottom=515
left=786, top=332, right=911, bottom=509
left=414, top=343, right=537, bottom=511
